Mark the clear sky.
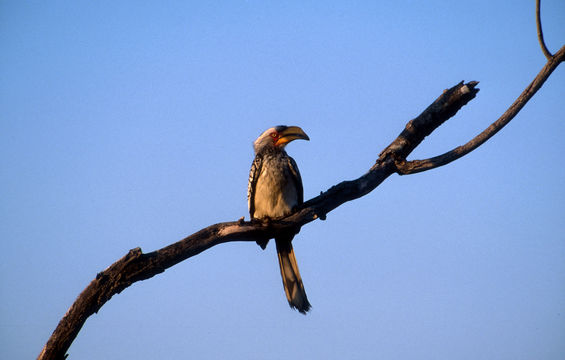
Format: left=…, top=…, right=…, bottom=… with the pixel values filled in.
left=1, top=1, right=564, bottom=359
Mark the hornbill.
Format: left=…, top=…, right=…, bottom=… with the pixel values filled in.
left=247, top=125, right=311, bottom=314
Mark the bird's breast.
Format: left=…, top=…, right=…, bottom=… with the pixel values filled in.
left=253, top=158, right=298, bottom=219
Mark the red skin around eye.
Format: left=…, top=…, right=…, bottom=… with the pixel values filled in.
left=270, top=132, right=279, bottom=143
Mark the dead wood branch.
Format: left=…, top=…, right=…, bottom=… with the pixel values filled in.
left=38, top=79, right=480, bottom=360
left=38, top=4, right=564, bottom=357
left=395, top=45, right=565, bottom=175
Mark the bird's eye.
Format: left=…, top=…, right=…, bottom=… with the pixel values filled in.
left=270, top=132, right=278, bottom=138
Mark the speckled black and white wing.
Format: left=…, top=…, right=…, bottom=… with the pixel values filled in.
left=287, top=155, right=303, bottom=205
left=247, top=154, right=263, bottom=219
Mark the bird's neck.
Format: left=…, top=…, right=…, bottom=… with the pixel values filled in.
left=257, top=146, right=286, bottom=157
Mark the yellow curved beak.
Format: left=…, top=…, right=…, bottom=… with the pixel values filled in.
left=275, top=126, right=310, bottom=146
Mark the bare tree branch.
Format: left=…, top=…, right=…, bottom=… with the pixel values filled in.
left=395, top=45, right=565, bottom=175
left=378, top=81, right=479, bottom=171
left=38, top=79, right=480, bottom=360
left=38, top=6, right=565, bottom=359
left=536, top=0, right=553, bottom=60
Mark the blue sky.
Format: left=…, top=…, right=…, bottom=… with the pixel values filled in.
left=1, top=1, right=564, bottom=359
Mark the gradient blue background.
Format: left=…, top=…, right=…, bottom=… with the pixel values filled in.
left=2, top=1, right=564, bottom=359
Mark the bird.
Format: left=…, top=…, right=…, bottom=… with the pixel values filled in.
left=247, top=125, right=312, bottom=314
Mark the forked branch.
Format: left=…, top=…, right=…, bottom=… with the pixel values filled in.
left=395, top=44, right=565, bottom=175
left=38, top=3, right=564, bottom=358
left=38, top=80, right=480, bottom=360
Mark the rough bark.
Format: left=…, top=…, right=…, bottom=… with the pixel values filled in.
left=37, top=80, right=480, bottom=360
left=38, top=4, right=564, bottom=358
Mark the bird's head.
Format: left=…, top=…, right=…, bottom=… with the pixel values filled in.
left=253, top=125, right=310, bottom=154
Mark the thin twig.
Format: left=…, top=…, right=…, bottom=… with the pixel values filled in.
left=396, top=45, right=565, bottom=175
left=536, top=0, right=553, bottom=60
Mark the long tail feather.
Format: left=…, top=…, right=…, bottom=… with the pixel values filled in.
left=275, top=238, right=311, bottom=314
